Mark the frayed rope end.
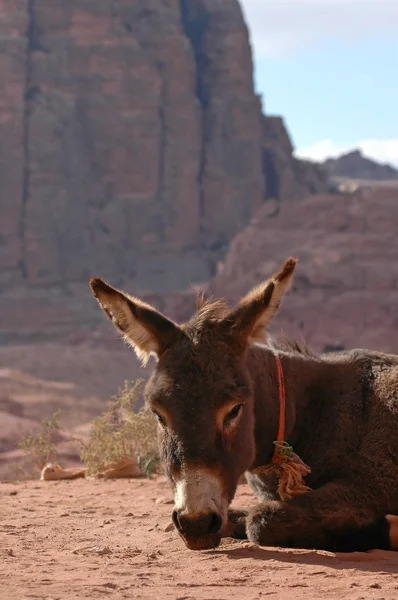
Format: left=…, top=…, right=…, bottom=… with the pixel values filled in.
left=252, top=441, right=312, bottom=501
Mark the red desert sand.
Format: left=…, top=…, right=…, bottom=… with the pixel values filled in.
left=1, top=477, right=398, bottom=599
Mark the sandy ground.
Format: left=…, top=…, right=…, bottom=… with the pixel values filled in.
left=1, top=477, right=398, bottom=600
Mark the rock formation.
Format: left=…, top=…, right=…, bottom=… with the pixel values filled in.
left=262, top=116, right=327, bottom=208
left=0, top=0, right=326, bottom=299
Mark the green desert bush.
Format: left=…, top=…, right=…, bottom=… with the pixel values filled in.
left=79, top=379, right=160, bottom=478
left=18, top=410, right=63, bottom=470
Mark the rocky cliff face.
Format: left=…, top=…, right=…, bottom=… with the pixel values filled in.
left=0, top=0, right=326, bottom=299
left=262, top=116, right=328, bottom=208
left=210, top=187, right=398, bottom=354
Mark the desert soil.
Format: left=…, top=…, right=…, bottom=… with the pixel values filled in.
left=1, top=477, right=397, bottom=600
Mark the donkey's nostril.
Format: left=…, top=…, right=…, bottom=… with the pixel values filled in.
left=172, top=509, right=183, bottom=533
left=172, top=510, right=222, bottom=537
left=208, top=512, right=222, bottom=535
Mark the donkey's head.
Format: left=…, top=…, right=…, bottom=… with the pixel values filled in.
left=90, top=258, right=297, bottom=550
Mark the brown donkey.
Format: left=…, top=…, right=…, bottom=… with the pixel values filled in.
left=90, top=258, right=398, bottom=552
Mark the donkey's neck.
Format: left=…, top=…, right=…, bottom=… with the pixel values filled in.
left=246, top=343, right=326, bottom=469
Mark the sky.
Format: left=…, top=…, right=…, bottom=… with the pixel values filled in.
left=240, top=0, right=398, bottom=166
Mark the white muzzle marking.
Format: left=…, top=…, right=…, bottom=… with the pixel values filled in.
left=174, top=467, right=227, bottom=523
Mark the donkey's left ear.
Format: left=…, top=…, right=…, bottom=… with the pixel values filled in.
left=222, top=257, right=298, bottom=346
left=90, top=278, right=181, bottom=365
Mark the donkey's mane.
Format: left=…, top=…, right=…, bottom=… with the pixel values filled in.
left=194, top=294, right=231, bottom=322
left=188, top=295, right=316, bottom=359
left=267, top=333, right=317, bottom=358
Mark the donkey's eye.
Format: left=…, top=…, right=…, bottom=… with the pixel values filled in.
left=153, top=411, right=167, bottom=428
left=223, top=404, right=243, bottom=426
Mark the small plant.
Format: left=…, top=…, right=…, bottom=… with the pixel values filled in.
left=18, top=410, right=63, bottom=470
left=79, top=379, right=160, bottom=478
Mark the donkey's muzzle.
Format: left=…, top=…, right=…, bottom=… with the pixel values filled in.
left=172, top=509, right=222, bottom=550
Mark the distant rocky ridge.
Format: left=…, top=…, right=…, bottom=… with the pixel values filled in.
left=323, top=149, right=398, bottom=181
left=316, top=149, right=398, bottom=194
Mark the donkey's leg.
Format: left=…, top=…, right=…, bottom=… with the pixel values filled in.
left=224, top=509, right=248, bottom=539
left=246, top=481, right=397, bottom=552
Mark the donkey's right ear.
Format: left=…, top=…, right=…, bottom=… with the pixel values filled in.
left=89, top=278, right=181, bottom=365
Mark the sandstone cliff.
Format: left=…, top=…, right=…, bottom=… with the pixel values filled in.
left=0, top=0, right=326, bottom=299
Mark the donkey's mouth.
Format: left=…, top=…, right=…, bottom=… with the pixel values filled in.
left=179, top=532, right=222, bottom=551
left=171, top=505, right=225, bottom=550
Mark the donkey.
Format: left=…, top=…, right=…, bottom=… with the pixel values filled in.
left=89, top=258, right=398, bottom=552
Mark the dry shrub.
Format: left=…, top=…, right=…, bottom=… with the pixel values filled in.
left=18, top=410, right=63, bottom=471
left=79, top=379, right=160, bottom=478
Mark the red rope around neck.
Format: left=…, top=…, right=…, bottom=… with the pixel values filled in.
left=274, top=353, right=286, bottom=443
left=250, top=353, right=312, bottom=500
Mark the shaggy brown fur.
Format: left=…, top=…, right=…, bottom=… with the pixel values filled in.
left=90, top=258, right=398, bottom=552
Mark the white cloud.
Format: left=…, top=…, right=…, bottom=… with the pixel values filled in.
left=240, top=0, right=398, bottom=58
left=294, top=139, right=398, bottom=167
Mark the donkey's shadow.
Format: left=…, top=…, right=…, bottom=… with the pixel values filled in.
left=205, top=543, right=398, bottom=574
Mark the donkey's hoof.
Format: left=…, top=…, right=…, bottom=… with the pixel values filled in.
left=246, top=513, right=270, bottom=546
left=246, top=502, right=283, bottom=546
left=224, top=509, right=248, bottom=539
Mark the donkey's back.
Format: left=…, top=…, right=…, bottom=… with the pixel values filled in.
left=318, top=346, right=398, bottom=511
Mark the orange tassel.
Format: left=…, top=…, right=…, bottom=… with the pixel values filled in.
left=252, top=441, right=312, bottom=501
